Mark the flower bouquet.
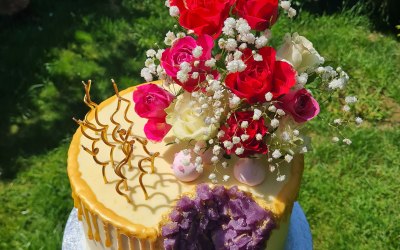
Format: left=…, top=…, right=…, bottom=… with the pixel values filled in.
left=134, top=0, right=361, bottom=184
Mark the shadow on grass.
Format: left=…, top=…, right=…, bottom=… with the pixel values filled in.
left=0, top=0, right=168, bottom=179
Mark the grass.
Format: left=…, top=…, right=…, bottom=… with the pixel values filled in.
left=0, top=142, right=72, bottom=249
left=0, top=1, right=399, bottom=250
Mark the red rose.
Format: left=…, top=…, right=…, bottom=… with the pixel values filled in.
left=278, top=89, right=320, bottom=123
left=234, top=0, right=279, bottom=31
left=225, top=47, right=296, bottom=104
left=170, top=0, right=233, bottom=37
left=220, top=111, right=268, bottom=158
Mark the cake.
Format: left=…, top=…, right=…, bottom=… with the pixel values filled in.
left=68, top=80, right=304, bottom=250
left=67, top=0, right=356, bottom=249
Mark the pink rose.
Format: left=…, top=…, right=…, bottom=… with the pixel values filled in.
left=278, top=89, right=320, bottom=123
left=133, top=84, right=174, bottom=119
left=144, top=118, right=172, bottom=142
left=161, top=35, right=217, bottom=92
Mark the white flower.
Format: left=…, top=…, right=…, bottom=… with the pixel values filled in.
left=180, top=62, right=192, bottom=72
left=191, top=72, right=199, bottom=79
left=236, top=18, right=251, bottom=35
left=293, top=129, right=300, bottom=136
left=288, top=7, right=297, bottom=18
left=176, top=32, right=186, bottom=39
left=328, top=78, right=345, bottom=90
left=208, top=173, right=216, bottom=180
left=211, top=156, right=219, bottom=163
left=269, top=165, right=276, bottom=172
left=272, top=149, right=282, bottom=159
left=333, top=119, right=342, bottom=125
left=239, top=43, right=247, bottom=50
left=332, top=137, right=340, bottom=143
left=232, top=136, right=240, bottom=144
left=343, top=105, right=351, bottom=112
left=240, top=33, right=256, bottom=44
left=177, top=70, right=189, bottom=83
left=169, top=6, right=180, bottom=17
left=166, top=93, right=220, bottom=141
left=156, top=49, right=165, bottom=60
left=225, top=38, right=238, bottom=51
left=223, top=175, right=230, bottom=182
left=271, top=118, right=280, bottom=128
left=285, top=154, right=293, bottom=163
left=255, top=35, right=268, bottom=49
left=280, top=1, right=291, bottom=10
left=277, top=33, right=324, bottom=73
left=212, top=145, right=221, bottom=155
left=235, top=147, right=244, bottom=155
left=253, top=53, right=263, bottom=61
left=217, top=130, right=225, bottom=138
left=240, top=121, right=249, bottom=128
left=164, top=31, right=176, bottom=45
left=277, top=109, right=286, bottom=116
left=268, top=105, right=277, bottom=113
left=223, top=141, right=234, bottom=150
left=265, top=92, right=273, bottom=102
left=241, top=134, right=250, bottom=141
left=233, top=50, right=243, bottom=60
left=281, top=132, right=291, bottom=141
left=192, top=46, right=203, bottom=58
left=146, top=49, right=157, bottom=58
left=300, top=146, right=308, bottom=153
left=218, top=38, right=226, bottom=49
left=205, top=58, right=216, bottom=67
left=226, top=60, right=246, bottom=73
left=256, top=133, right=263, bottom=141
left=222, top=17, right=236, bottom=36
left=345, top=96, right=358, bottom=104
left=140, top=68, right=153, bottom=82
left=343, top=138, right=352, bottom=145
left=196, top=164, right=204, bottom=173
left=295, top=73, right=308, bottom=90
left=355, top=117, right=363, bottom=125
left=253, top=109, right=262, bottom=120
left=277, top=175, right=286, bottom=182
left=229, top=95, right=241, bottom=108
left=222, top=162, right=228, bottom=168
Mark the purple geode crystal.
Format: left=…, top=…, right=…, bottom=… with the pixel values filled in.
left=161, top=184, right=277, bottom=250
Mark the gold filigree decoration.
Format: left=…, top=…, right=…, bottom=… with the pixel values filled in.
left=73, top=80, right=160, bottom=201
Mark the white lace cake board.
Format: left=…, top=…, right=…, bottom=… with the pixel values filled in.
left=62, top=202, right=312, bottom=250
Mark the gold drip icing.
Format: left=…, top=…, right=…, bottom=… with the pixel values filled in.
left=117, top=229, right=123, bottom=250
left=73, top=80, right=160, bottom=201
left=103, top=222, right=112, bottom=247
left=139, top=239, right=146, bottom=250
left=90, top=212, right=101, bottom=241
left=149, top=241, right=155, bottom=250
left=82, top=206, right=94, bottom=240
left=129, top=237, right=136, bottom=250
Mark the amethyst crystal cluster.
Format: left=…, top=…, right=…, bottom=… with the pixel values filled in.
left=162, top=184, right=277, bottom=250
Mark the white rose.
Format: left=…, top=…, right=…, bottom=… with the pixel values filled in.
left=165, top=92, right=218, bottom=141
left=277, top=33, right=324, bottom=73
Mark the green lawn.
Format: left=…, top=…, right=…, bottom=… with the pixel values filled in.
left=0, top=1, right=399, bottom=250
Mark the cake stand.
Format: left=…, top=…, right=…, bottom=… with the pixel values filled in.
left=62, top=202, right=312, bottom=250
